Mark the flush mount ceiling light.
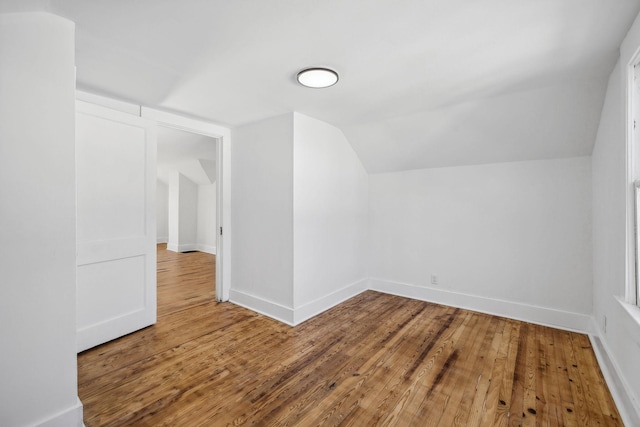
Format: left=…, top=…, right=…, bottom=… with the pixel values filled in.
left=296, top=67, right=339, bottom=88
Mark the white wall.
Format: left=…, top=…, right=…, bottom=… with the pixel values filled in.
left=369, top=157, right=593, bottom=329
left=0, top=12, right=82, bottom=427
left=168, top=173, right=179, bottom=249
left=197, top=183, right=217, bottom=254
left=165, top=175, right=216, bottom=252
left=231, top=114, right=295, bottom=312
left=167, top=172, right=198, bottom=252
left=157, top=180, right=169, bottom=243
left=292, top=113, right=369, bottom=320
left=591, top=11, right=640, bottom=422
left=230, top=113, right=370, bottom=324
left=178, top=173, right=198, bottom=249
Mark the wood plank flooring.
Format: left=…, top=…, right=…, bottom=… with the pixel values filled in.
left=78, top=252, right=621, bottom=426
left=156, top=243, right=215, bottom=317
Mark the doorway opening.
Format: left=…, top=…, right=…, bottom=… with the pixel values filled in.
left=156, top=126, right=219, bottom=316
left=141, top=107, right=229, bottom=303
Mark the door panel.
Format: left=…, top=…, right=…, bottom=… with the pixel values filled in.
left=77, top=256, right=146, bottom=326
left=76, top=101, right=157, bottom=352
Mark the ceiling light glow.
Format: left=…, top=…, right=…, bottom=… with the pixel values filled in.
left=297, top=67, right=339, bottom=88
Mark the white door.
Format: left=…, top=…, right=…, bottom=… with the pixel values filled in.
left=76, top=101, right=157, bottom=352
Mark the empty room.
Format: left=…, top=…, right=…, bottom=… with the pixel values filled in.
left=2, top=1, right=640, bottom=426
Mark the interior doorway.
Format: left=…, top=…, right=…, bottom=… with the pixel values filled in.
left=141, top=106, right=230, bottom=302
left=156, top=126, right=219, bottom=315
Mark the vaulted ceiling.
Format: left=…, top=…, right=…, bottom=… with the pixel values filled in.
left=8, top=0, right=640, bottom=172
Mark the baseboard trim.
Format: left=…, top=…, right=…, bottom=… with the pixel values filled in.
left=589, top=319, right=640, bottom=427
left=166, top=243, right=198, bottom=253
left=369, top=278, right=591, bottom=333
left=156, top=236, right=168, bottom=244
left=229, top=290, right=294, bottom=326
left=230, top=280, right=369, bottom=327
left=196, top=244, right=216, bottom=255
left=293, top=278, right=369, bottom=325
left=230, top=278, right=591, bottom=333
left=34, top=396, right=83, bottom=427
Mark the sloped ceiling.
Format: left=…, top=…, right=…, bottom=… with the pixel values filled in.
left=157, top=126, right=216, bottom=185
left=25, top=0, right=640, bottom=172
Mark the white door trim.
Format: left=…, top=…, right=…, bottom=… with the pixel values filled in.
left=141, top=107, right=231, bottom=302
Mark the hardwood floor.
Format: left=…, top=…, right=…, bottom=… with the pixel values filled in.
left=79, top=256, right=621, bottom=426
left=156, top=243, right=215, bottom=317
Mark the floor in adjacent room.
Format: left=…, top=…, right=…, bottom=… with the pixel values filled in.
left=156, top=243, right=216, bottom=317
left=78, top=249, right=621, bottom=426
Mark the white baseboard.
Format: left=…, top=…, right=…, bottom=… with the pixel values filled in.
left=293, top=279, right=368, bottom=325
left=229, top=290, right=294, bottom=326
left=230, top=279, right=369, bottom=327
left=166, top=242, right=216, bottom=254
left=156, top=236, right=168, bottom=244
left=196, top=244, right=216, bottom=255
left=231, top=278, right=591, bottom=332
left=589, top=319, right=640, bottom=427
left=166, top=243, right=198, bottom=253
left=35, top=397, right=83, bottom=427
left=369, top=278, right=592, bottom=333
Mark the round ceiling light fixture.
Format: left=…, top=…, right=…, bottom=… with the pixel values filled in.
left=296, top=67, right=339, bottom=88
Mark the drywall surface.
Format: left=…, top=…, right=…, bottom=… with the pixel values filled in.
left=197, top=183, right=217, bottom=253
left=167, top=172, right=198, bottom=251
left=293, top=113, right=369, bottom=308
left=157, top=180, right=169, bottom=242
left=591, top=11, right=640, bottom=419
left=231, top=114, right=294, bottom=309
left=0, top=12, right=82, bottom=427
left=369, top=157, right=592, bottom=316
left=167, top=172, right=180, bottom=249
left=178, top=173, right=198, bottom=248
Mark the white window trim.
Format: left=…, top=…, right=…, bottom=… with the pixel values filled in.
left=627, top=52, right=640, bottom=307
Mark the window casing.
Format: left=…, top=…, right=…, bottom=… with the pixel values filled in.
left=629, top=62, right=640, bottom=307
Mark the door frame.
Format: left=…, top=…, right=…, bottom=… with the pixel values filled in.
left=142, top=107, right=231, bottom=302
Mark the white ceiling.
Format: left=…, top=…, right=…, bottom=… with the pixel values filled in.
left=14, top=0, right=640, bottom=172
left=157, top=126, right=216, bottom=186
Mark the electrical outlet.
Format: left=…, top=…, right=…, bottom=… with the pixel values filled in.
left=430, top=274, right=438, bottom=285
